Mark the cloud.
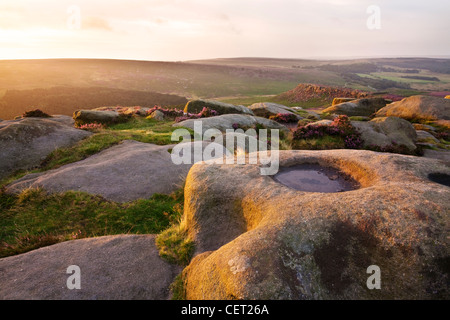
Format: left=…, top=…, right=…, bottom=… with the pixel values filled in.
left=0, top=0, right=449, bottom=60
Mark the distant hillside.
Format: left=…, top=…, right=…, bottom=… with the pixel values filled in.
left=0, top=58, right=449, bottom=118
left=0, top=86, right=187, bottom=120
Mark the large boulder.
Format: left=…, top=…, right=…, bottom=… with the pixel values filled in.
left=375, top=95, right=450, bottom=121
left=173, top=114, right=289, bottom=135
left=181, top=150, right=450, bottom=299
left=73, top=109, right=128, bottom=126
left=0, top=235, right=181, bottom=299
left=0, top=117, right=92, bottom=180
left=184, top=99, right=254, bottom=115
left=352, top=117, right=418, bottom=152
left=6, top=140, right=228, bottom=202
left=322, top=98, right=389, bottom=117
left=248, top=102, right=301, bottom=119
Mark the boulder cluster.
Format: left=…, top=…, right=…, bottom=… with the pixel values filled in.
left=0, top=93, right=448, bottom=300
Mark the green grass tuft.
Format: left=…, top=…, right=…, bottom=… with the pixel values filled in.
left=0, top=187, right=185, bottom=258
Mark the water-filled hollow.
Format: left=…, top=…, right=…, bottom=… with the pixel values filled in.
left=272, top=163, right=360, bottom=193
left=428, top=173, right=450, bottom=187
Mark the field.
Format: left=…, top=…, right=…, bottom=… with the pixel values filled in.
left=0, top=57, right=449, bottom=119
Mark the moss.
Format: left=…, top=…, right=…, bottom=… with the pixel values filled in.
left=169, top=273, right=187, bottom=300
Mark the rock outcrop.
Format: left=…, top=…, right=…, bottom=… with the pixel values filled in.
left=184, top=99, right=254, bottom=116
left=0, top=117, right=92, bottom=180
left=276, top=84, right=369, bottom=104
left=248, top=102, right=301, bottom=119
left=351, top=117, right=418, bottom=152
left=173, top=114, right=289, bottom=135
left=181, top=150, right=450, bottom=299
left=322, top=98, right=389, bottom=117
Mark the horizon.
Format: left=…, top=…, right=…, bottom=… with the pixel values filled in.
left=1, top=0, right=449, bottom=62
left=1, top=55, right=450, bottom=64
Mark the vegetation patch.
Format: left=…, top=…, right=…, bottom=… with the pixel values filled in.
left=0, top=187, right=185, bottom=258
left=156, top=214, right=195, bottom=266
left=292, top=115, right=363, bottom=150
left=21, top=109, right=51, bottom=118
left=269, top=113, right=299, bottom=123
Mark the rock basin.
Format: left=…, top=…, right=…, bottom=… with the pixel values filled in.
left=272, top=164, right=360, bottom=193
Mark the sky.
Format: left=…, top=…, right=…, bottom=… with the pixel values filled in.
left=0, top=0, right=449, bottom=61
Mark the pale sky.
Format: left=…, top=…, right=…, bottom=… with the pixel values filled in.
left=0, top=0, right=449, bottom=61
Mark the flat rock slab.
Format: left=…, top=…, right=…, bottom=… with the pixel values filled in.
left=0, top=235, right=181, bottom=300
left=0, top=117, right=92, bottom=180
left=7, top=140, right=227, bottom=202
left=6, top=140, right=189, bottom=202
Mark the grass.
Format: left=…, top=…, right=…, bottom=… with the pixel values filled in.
left=155, top=213, right=195, bottom=266
left=290, top=135, right=346, bottom=150
left=0, top=187, right=185, bottom=258
left=0, top=115, right=195, bottom=262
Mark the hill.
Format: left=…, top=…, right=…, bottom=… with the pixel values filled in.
left=1, top=57, right=449, bottom=119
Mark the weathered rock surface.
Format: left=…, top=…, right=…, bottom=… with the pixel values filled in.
left=173, top=114, right=289, bottom=134
left=322, top=98, right=389, bottom=117
left=184, top=99, right=254, bottom=115
left=0, top=117, right=92, bottom=180
left=6, top=140, right=227, bottom=202
left=423, top=149, right=450, bottom=165
left=45, top=115, right=76, bottom=126
left=375, top=95, right=450, bottom=121
left=352, top=117, right=418, bottom=152
left=248, top=102, right=301, bottom=119
left=73, top=109, right=127, bottom=126
left=181, top=150, right=450, bottom=299
left=0, top=235, right=181, bottom=300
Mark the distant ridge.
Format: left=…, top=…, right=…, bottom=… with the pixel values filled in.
left=0, top=86, right=187, bottom=120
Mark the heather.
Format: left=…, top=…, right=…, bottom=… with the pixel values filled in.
left=22, top=109, right=51, bottom=118
left=269, top=113, right=299, bottom=123
left=276, top=83, right=368, bottom=105
left=292, top=115, right=363, bottom=149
